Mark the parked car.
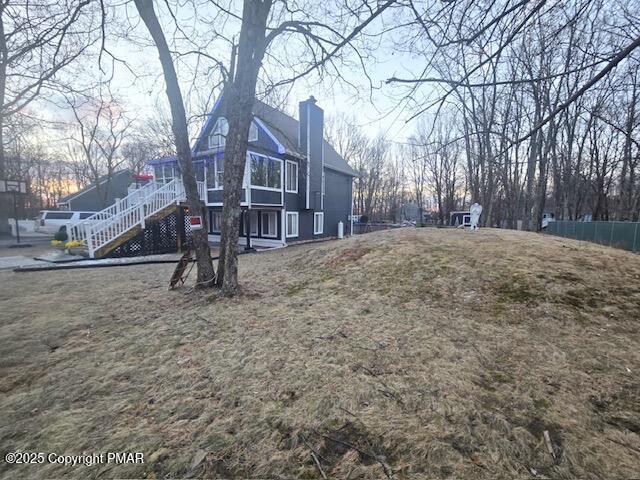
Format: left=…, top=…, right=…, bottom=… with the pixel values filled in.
left=35, top=210, right=97, bottom=234
left=541, top=212, right=556, bottom=229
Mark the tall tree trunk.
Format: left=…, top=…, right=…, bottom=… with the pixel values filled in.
left=134, top=0, right=215, bottom=288
left=0, top=8, right=10, bottom=235
left=216, top=0, right=272, bottom=296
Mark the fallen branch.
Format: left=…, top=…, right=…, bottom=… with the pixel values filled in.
left=607, top=437, right=640, bottom=454
left=543, top=430, right=556, bottom=460
left=300, top=434, right=327, bottom=480
left=316, top=431, right=393, bottom=479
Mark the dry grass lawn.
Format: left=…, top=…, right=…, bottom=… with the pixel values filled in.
left=1, top=228, right=639, bottom=479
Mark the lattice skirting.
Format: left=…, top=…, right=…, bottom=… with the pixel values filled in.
left=106, top=209, right=192, bottom=258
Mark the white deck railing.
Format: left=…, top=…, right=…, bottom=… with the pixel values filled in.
left=67, top=178, right=206, bottom=258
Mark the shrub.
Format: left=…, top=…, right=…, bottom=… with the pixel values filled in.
left=54, top=230, right=68, bottom=242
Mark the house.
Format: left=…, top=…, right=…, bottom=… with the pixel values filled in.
left=58, top=169, right=135, bottom=211
left=148, top=95, right=357, bottom=247
left=65, top=96, right=357, bottom=258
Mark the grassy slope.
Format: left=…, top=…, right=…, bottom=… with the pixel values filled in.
left=0, top=228, right=639, bottom=479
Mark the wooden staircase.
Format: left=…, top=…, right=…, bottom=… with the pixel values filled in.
left=93, top=204, right=178, bottom=258
left=68, top=179, right=206, bottom=258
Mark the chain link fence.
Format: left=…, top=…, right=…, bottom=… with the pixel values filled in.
left=545, top=221, right=640, bottom=252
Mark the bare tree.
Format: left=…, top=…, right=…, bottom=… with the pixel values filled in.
left=134, top=0, right=395, bottom=295
left=66, top=88, right=133, bottom=208
left=134, top=0, right=216, bottom=288
left=0, top=0, right=97, bottom=232
left=385, top=0, right=640, bottom=230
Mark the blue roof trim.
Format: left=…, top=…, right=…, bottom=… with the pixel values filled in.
left=147, top=155, right=177, bottom=165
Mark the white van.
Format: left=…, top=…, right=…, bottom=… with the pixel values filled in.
left=35, top=211, right=97, bottom=235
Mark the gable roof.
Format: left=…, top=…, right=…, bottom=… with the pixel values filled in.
left=58, top=169, right=133, bottom=203
left=251, top=100, right=358, bottom=177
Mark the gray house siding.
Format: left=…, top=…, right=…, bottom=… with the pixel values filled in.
left=59, top=170, right=134, bottom=211
left=251, top=189, right=281, bottom=205
left=323, top=167, right=353, bottom=237
left=283, top=167, right=352, bottom=242
left=208, top=190, right=246, bottom=204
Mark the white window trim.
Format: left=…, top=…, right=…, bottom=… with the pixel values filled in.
left=285, top=160, right=298, bottom=193
left=314, top=212, right=324, bottom=235
left=250, top=185, right=282, bottom=192
left=286, top=211, right=299, bottom=238
left=262, top=211, right=278, bottom=238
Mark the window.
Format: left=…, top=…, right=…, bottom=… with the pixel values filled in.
left=205, top=157, right=224, bottom=189
left=210, top=211, right=222, bottom=233
left=241, top=211, right=258, bottom=236
left=45, top=212, right=73, bottom=220
left=286, top=160, right=298, bottom=193
left=164, top=164, right=175, bottom=181
left=194, top=161, right=205, bottom=182
left=206, top=158, right=216, bottom=189
left=286, top=211, right=299, bottom=238
left=249, top=121, right=258, bottom=142
left=314, top=212, right=324, bottom=235
left=215, top=157, right=225, bottom=188
left=154, top=164, right=177, bottom=183
left=251, top=211, right=258, bottom=235
left=209, top=117, right=229, bottom=149
left=262, top=211, right=278, bottom=238
left=250, top=153, right=281, bottom=189
left=79, top=212, right=94, bottom=219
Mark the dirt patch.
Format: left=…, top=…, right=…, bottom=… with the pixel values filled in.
left=326, top=245, right=371, bottom=268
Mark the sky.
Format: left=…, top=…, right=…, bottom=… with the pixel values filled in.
left=39, top=0, right=436, bottom=153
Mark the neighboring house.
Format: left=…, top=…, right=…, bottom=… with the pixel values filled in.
left=58, top=169, right=135, bottom=211
left=450, top=211, right=471, bottom=227
left=149, top=95, right=357, bottom=247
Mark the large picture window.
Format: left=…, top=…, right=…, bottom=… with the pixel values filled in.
left=209, top=117, right=228, bottom=149
left=286, top=211, right=299, bottom=238
left=286, top=160, right=298, bottom=193
left=250, top=153, right=281, bottom=189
